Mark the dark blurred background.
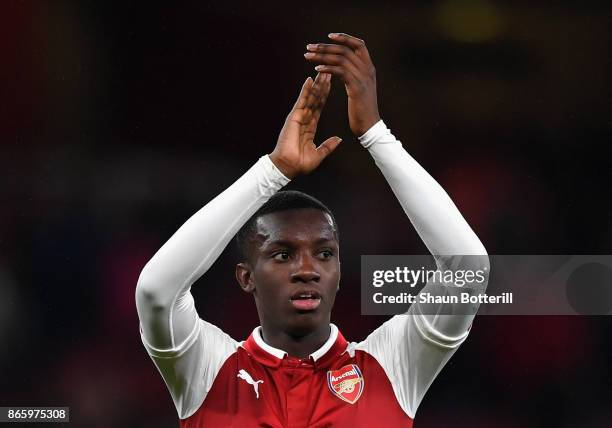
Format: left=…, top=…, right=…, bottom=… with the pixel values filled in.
left=1, top=1, right=611, bottom=427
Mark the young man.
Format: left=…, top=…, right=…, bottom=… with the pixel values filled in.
left=136, top=33, right=488, bottom=427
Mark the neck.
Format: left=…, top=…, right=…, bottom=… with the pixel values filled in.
left=260, top=323, right=331, bottom=359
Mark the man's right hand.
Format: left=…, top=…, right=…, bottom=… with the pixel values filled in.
left=269, top=73, right=342, bottom=179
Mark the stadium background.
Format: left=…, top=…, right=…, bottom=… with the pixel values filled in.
left=1, top=1, right=611, bottom=427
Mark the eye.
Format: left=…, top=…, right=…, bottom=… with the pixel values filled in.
left=319, top=250, right=334, bottom=259
left=272, top=251, right=290, bottom=261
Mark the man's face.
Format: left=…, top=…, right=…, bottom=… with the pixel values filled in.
left=239, top=208, right=340, bottom=336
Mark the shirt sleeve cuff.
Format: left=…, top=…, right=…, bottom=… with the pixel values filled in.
left=358, top=119, right=389, bottom=149
left=258, top=155, right=291, bottom=193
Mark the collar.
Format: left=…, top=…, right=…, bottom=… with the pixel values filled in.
left=241, top=324, right=348, bottom=370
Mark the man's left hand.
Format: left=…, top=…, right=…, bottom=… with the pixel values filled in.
left=304, top=33, right=381, bottom=137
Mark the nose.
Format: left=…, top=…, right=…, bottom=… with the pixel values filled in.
left=290, top=254, right=321, bottom=283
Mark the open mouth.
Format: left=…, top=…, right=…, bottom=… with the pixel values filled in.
left=289, top=290, right=322, bottom=311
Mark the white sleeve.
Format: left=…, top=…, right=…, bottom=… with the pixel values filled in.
left=135, top=155, right=290, bottom=418
left=357, top=120, right=489, bottom=418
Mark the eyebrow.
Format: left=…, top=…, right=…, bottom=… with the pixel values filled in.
left=265, top=237, right=337, bottom=248
left=313, top=237, right=337, bottom=245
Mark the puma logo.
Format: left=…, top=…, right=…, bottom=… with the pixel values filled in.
left=237, top=369, right=264, bottom=399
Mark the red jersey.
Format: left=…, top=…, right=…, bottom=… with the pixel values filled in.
left=141, top=315, right=468, bottom=427
left=136, top=122, right=487, bottom=427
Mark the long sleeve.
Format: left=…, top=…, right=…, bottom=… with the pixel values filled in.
left=356, top=120, right=489, bottom=419
left=136, top=155, right=290, bottom=350
left=359, top=119, right=489, bottom=337
left=135, top=155, right=289, bottom=419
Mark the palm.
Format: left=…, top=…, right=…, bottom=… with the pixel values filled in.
left=270, top=73, right=341, bottom=179
left=282, top=108, right=320, bottom=172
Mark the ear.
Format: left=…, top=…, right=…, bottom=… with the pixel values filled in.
left=236, top=262, right=256, bottom=293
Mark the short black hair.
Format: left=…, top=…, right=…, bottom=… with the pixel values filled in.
left=235, top=190, right=339, bottom=262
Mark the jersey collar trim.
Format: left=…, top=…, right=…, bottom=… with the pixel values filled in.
left=251, top=326, right=288, bottom=360
left=310, top=324, right=339, bottom=361
left=243, top=324, right=347, bottom=369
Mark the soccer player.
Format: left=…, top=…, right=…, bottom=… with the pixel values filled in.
left=136, top=33, right=489, bottom=427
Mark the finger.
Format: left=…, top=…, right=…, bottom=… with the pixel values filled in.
left=311, top=72, right=331, bottom=108
left=313, top=64, right=357, bottom=86
left=305, top=53, right=363, bottom=89
left=306, top=71, right=327, bottom=103
left=306, top=43, right=364, bottom=67
left=304, top=52, right=362, bottom=79
left=313, top=70, right=325, bottom=87
left=293, top=76, right=314, bottom=110
left=327, top=32, right=365, bottom=50
left=328, top=33, right=373, bottom=63
left=305, top=72, right=330, bottom=112
left=316, top=136, right=343, bottom=162
left=311, top=73, right=331, bottom=121
left=314, top=72, right=331, bottom=103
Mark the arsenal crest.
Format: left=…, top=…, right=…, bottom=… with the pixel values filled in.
left=327, top=364, right=364, bottom=404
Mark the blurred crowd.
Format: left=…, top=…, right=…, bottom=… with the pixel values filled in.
left=1, top=1, right=610, bottom=427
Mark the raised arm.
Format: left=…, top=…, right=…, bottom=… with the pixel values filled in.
left=134, top=73, right=340, bottom=418
left=305, top=32, right=488, bottom=335
left=305, top=33, right=489, bottom=417
left=136, top=72, right=340, bottom=350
